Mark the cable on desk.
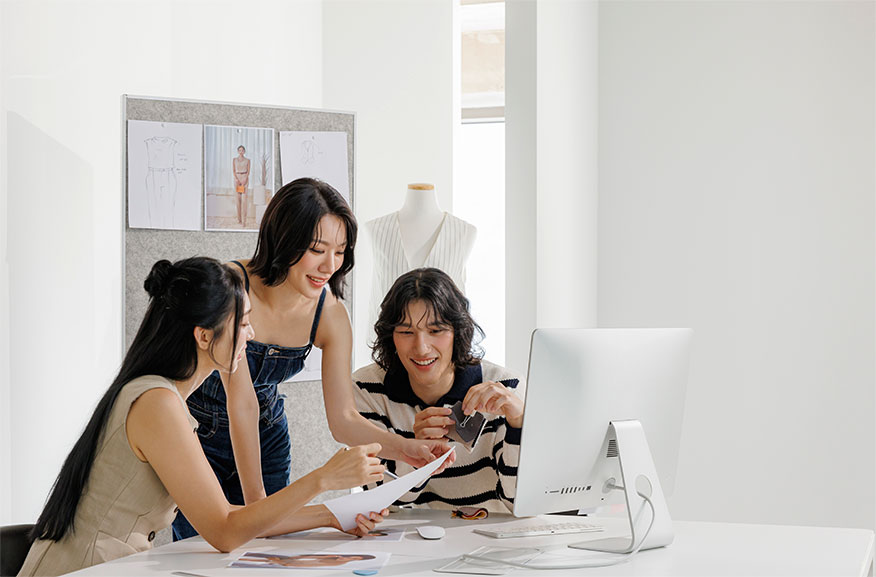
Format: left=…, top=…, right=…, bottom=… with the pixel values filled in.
left=461, top=489, right=657, bottom=571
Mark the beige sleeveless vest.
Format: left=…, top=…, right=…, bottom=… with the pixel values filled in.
left=18, top=376, right=197, bottom=577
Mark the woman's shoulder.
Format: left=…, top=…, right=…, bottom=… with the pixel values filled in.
left=226, top=258, right=251, bottom=271
left=123, top=376, right=197, bottom=427
left=226, top=259, right=254, bottom=292
left=106, top=376, right=185, bottom=433
left=319, top=290, right=351, bottom=322
left=311, top=290, right=351, bottom=349
left=122, top=375, right=177, bottom=396
left=117, top=376, right=181, bottom=410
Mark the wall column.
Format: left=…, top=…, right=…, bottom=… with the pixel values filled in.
left=505, top=0, right=599, bottom=377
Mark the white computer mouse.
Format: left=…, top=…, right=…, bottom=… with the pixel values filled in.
left=416, top=525, right=445, bottom=540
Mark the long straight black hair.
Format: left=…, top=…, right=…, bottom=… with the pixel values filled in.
left=31, top=257, right=245, bottom=542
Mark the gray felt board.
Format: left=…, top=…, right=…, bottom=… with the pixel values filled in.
left=122, top=96, right=354, bottom=521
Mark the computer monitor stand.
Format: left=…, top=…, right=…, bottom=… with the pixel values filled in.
left=568, top=420, right=675, bottom=554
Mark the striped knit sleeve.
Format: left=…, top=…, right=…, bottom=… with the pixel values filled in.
left=351, top=367, right=426, bottom=502
left=482, top=363, right=525, bottom=511
left=493, top=392, right=523, bottom=510
left=352, top=376, right=394, bottom=434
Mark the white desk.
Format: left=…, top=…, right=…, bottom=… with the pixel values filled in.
left=67, top=510, right=875, bottom=577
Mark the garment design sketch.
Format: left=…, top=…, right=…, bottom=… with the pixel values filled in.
left=144, top=136, right=178, bottom=227
left=300, top=138, right=321, bottom=165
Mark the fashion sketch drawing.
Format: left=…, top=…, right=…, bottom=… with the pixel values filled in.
left=127, top=119, right=202, bottom=231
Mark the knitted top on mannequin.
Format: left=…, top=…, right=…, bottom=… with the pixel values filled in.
left=397, top=183, right=446, bottom=267
left=365, top=183, right=478, bottom=325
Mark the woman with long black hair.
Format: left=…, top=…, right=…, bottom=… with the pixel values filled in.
left=19, top=257, right=388, bottom=577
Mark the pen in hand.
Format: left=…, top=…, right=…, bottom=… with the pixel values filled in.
left=380, top=460, right=398, bottom=479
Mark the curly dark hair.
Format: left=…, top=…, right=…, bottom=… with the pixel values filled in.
left=248, top=177, right=356, bottom=299
left=372, top=268, right=484, bottom=372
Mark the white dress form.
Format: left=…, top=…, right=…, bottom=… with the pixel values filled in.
left=367, top=183, right=477, bottom=324
left=397, top=183, right=446, bottom=268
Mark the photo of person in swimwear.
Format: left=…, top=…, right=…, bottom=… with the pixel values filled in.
left=233, top=145, right=251, bottom=225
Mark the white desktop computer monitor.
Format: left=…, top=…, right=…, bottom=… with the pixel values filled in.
left=514, top=328, right=692, bottom=553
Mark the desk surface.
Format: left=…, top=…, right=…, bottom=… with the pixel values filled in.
left=67, top=510, right=875, bottom=577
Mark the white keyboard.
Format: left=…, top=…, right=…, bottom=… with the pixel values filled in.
left=473, top=521, right=604, bottom=539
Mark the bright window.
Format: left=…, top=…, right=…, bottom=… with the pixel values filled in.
left=456, top=0, right=505, bottom=364
left=455, top=122, right=505, bottom=364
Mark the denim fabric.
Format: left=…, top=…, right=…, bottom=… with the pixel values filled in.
left=171, top=412, right=291, bottom=541
left=171, top=288, right=326, bottom=541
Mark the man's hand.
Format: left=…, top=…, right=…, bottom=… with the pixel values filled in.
left=462, top=382, right=524, bottom=429
left=396, top=437, right=456, bottom=473
left=413, top=406, right=455, bottom=440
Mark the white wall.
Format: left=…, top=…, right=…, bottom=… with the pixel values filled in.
left=598, top=1, right=875, bottom=531
left=0, top=0, right=324, bottom=525
left=322, top=0, right=456, bottom=369
left=504, top=0, right=538, bottom=378
left=535, top=0, right=599, bottom=331
left=505, top=0, right=600, bottom=378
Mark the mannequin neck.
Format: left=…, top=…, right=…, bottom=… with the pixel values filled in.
left=396, top=184, right=445, bottom=267
left=399, top=185, right=443, bottom=223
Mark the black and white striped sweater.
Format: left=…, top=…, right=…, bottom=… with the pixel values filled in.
left=352, top=360, right=524, bottom=513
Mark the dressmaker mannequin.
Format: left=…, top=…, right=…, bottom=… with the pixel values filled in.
left=397, top=184, right=448, bottom=268
left=366, top=183, right=477, bottom=324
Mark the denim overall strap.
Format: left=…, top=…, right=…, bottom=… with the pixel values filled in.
left=309, top=288, right=327, bottom=344
left=230, top=260, right=250, bottom=292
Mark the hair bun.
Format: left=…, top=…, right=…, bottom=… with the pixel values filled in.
left=144, top=260, right=174, bottom=299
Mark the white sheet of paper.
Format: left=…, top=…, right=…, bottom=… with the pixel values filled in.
left=279, top=131, right=350, bottom=202
left=324, top=447, right=455, bottom=531
left=127, top=120, right=202, bottom=230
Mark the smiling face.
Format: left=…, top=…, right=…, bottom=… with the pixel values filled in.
left=392, top=299, right=456, bottom=404
left=287, top=214, right=346, bottom=298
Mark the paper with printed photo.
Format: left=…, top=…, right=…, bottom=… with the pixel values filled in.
left=230, top=550, right=390, bottom=570
left=324, top=447, right=455, bottom=531
left=204, top=124, right=274, bottom=231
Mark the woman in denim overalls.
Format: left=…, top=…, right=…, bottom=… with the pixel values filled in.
left=173, top=178, right=451, bottom=540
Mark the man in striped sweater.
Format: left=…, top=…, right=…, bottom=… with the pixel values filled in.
left=353, top=268, right=524, bottom=513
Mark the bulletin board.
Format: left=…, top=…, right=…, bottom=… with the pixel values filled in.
left=122, top=95, right=355, bottom=348
left=122, top=96, right=355, bottom=499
